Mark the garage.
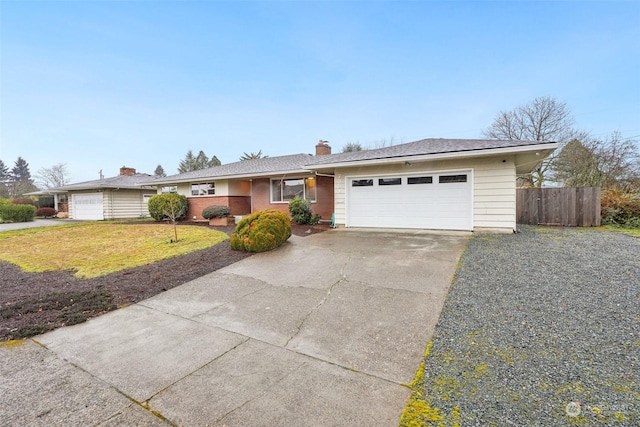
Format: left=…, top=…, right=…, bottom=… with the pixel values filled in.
left=72, top=193, right=104, bottom=220
left=346, top=171, right=472, bottom=230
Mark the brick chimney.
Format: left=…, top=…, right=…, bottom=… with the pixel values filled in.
left=119, top=166, right=136, bottom=176
left=316, top=140, right=331, bottom=156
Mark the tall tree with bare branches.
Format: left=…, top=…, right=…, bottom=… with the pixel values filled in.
left=483, top=96, right=577, bottom=186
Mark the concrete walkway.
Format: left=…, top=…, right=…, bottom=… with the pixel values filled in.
left=1, top=229, right=468, bottom=426
left=0, top=218, right=82, bottom=231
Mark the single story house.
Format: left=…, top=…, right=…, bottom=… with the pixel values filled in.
left=30, top=167, right=161, bottom=220
left=149, top=142, right=335, bottom=221
left=151, top=139, right=558, bottom=232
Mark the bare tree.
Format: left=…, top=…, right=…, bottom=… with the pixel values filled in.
left=163, top=195, right=187, bottom=243
left=483, top=96, right=577, bottom=186
left=554, top=132, right=640, bottom=190
left=36, top=163, right=70, bottom=189
left=342, top=142, right=363, bottom=153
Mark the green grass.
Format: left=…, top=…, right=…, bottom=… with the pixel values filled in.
left=0, top=222, right=228, bottom=278
left=600, top=225, right=640, bottom=236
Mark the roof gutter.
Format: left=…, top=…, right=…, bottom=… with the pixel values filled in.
left=304, top=143, right=560, bottom=169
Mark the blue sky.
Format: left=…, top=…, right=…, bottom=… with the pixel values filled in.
left=2, top=1, right=639, bottom=184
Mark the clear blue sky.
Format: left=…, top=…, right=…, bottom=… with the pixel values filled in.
left=2, top=1, right=639, bottom=184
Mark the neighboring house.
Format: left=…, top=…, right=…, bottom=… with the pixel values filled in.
left=151, top=139, right=557, bottom=232
left=149, top=142, right=335, bottom=221
left=30, top=167, right=161, bottom=220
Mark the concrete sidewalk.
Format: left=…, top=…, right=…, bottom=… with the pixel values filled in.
left=1, top=229, right=468, bottom=426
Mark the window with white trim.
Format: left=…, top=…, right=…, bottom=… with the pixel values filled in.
left=191, top=183, right=215, bottom=196
left=271, top=177, right=316, bottom=202
left=161, top=186, right=177, bottom=193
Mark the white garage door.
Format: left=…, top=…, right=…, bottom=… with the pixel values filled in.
left=72, top=193, right=104, bottom=220
left=347, top=171, right=472, bottom=230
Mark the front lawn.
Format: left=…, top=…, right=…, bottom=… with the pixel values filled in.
left=0, top=222, right=228, bottom=278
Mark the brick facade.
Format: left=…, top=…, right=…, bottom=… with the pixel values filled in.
left=250, top=176, right=334, bottom=220
left=186, top=196, right=251, bottom=220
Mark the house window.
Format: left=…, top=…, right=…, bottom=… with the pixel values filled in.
left=161, top=186, right=177, bottom=193
left=58, top=194, right=69, bottom=203
left=439, top=175, right=467, bottom=184
left=379, top=178, right=401, bottom=186
left=271, top=177, right=316, bottom=202
left=408, top=176, right=433, bottom=185
left=351, top=179, right=373, bottom=187
left=191, top=183, right=215, bottom=196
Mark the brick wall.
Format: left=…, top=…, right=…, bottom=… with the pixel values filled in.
left=186, top=196, right=251, bottom=220
left=250, top=176, right=334, bottom=220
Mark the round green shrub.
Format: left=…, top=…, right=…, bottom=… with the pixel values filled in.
left=202, top=205, right=230, bottom=219
left=288, top=196, right=321, bottom=225
left=147, top=193, right=188, bottom=221
left=230, top=209, right=292, bottom=252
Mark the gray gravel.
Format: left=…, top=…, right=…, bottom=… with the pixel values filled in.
left=402, top=226, right=639, bottom=426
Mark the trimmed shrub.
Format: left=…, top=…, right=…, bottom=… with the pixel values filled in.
left=36, top=207, right=57, bottom=218
left=230, top=209, right=291, bottom=252
left=147, top=193, right=188, bottom=221
left=12, top=197, right=35, bottom=206
left=202, top=205, right=230, bottom=219
left=601, top=190, right=640, bottom=227
left=1, top=204, right=36, bottom=222
left=288, top=196, right=321, bottom=225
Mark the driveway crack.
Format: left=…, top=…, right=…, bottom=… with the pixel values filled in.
left=284, top=256, right=350, bottom=347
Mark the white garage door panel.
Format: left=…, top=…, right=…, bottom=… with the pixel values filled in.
left=347, top=172, right=472, bottom=230
left=72, top=193, right=104, bottom=220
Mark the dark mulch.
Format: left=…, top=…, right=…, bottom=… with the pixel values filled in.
left=0, top=222, right=329, bottom=341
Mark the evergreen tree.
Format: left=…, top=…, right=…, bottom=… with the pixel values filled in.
left=154, top=164, right=166, bottom=177
left=178, top=150, right=221, bottom=172
left=239, top=150, right=267, bottom=161
left=0, top=159, right=9, bottom=198
left=178, top=150, right=197, bottom=173
left=194, top=150, right=210, bottom=170
left=10, top=157, right=38, bottom=196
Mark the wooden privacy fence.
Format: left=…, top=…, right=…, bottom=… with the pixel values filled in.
left=516, top=187, right=601, bottom=227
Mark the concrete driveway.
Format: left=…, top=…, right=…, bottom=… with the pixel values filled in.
left=1, top=229, right=468, bottom=426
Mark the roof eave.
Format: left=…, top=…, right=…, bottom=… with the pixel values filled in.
left=305, top=143, right=560, bottom=169
left=146, top=168, right=315, bottom=185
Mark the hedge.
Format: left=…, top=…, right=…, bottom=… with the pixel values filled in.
left=1, top=204, right=36, bottom=222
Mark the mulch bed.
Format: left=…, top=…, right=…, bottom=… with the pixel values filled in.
left=0, top=222, right=329, bottom=341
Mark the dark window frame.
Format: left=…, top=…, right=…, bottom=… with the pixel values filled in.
left=408, top=176, right=433, bottom=185
left=439, top=174, right=468, bottom=184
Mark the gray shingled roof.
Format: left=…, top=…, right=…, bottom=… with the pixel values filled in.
left=306, top=138, right=557, bottom=166
left=50, top=173, right=161, bottom=191
left=148, top=138, right=557, bottom=185
left=154, top=154, right=314, bottom=184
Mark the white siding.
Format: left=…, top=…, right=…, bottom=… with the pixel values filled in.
left=333, top=156, right=516, bottom=231
left=102, top=189, right=156, bottom=219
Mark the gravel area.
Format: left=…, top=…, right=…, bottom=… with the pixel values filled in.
left=401, top=226, right=639, bottom=426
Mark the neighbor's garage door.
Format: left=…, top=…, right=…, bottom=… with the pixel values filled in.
left=72, top=193, right=104, bottom=220
left=347, top=172, right=472, bottom=230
